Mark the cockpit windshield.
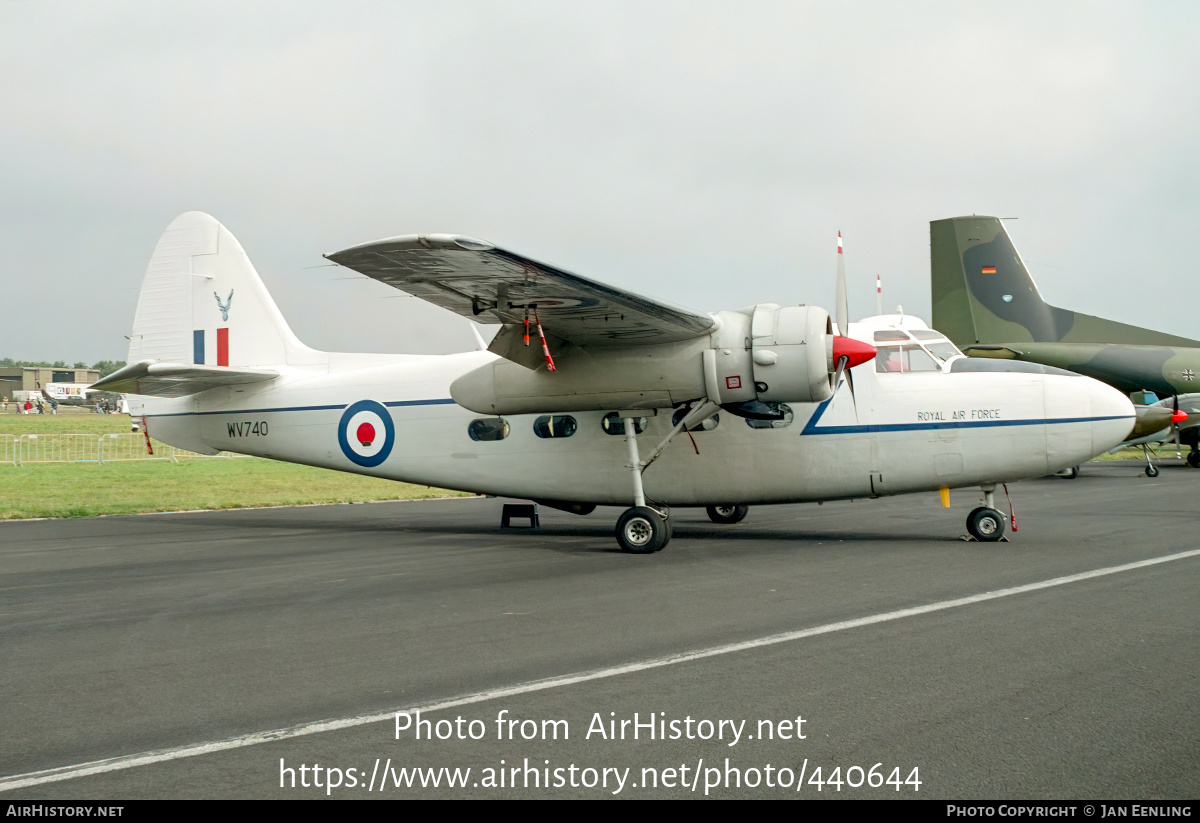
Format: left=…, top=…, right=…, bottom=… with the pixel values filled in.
left=874, top=344, right=940, bottom=373
left=871, top=329, right=963, bottom=372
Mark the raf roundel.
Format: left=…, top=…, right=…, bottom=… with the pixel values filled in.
left=337, top=400, right=395, bottom=467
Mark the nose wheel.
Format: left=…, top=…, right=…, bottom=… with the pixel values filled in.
left=966, top=506, right=1006, bottom=542
left=964, top=484, right=1009, bottom=542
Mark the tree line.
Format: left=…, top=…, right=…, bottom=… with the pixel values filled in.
left=0, top=358, right=126, bottom=377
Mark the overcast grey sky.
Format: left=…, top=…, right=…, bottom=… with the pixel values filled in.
left=2, top=0, right=1197, bottom=362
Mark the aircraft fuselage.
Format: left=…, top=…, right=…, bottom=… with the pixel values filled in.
left=138, top=346, right=1134, bottom=507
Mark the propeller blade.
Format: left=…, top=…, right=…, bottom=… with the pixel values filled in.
left=832, top=354, right=848, bottom=391
left=846, top=367, right=858, bottom=415
left=835, top=231, right=848, bottom=336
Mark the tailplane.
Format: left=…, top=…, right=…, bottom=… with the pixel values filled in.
left=930, top=216, right=1199, bottom=347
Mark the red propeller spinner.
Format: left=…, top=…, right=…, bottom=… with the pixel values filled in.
left=832, top=336, right=877, bottom=370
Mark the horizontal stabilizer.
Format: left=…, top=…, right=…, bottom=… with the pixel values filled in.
left=91, top=360, right=279, bottom=398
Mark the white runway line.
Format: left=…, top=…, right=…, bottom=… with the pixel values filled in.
left=3, top=548, right=1197, bottom=792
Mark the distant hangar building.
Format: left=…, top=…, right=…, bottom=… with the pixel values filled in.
left=0, top=366, right=101, bottom=400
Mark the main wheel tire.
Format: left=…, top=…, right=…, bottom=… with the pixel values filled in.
left=1058, top=465, right=1080, bottom=480
left=1146, top=464, right=1160, bottom=478
left=616, top=507, right=668, bottom=554
left=657, top=515, right=674, bottom=551
left=1188, top=451, right=1200, bottom=468
left=706, top=504, right=749, bottom=524
left=966, top=506, right=1006, bottom=542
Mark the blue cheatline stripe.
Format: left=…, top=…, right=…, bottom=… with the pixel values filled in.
left=193, top=330, right=205, bottom=365
left=802, top=415, right=1133, bottom=435
left=385, top=399, right=458, bottom=407
left=798, top=395, right=1132, bottom=436
left=153, top=398, right=459, bottom=418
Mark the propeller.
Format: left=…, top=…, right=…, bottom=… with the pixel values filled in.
left=1171, top=394, right=1188, bottom=425
left=1169, top=394, right=1188, bottom=455
left=830, top=231, right=875, bottom=411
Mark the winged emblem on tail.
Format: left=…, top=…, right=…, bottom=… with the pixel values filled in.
left=214, top=290, right=234, bottom=321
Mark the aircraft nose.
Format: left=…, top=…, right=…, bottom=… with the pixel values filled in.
left=1089, top=379, right=1136, bottom=453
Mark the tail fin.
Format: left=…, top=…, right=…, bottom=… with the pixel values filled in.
left=128, top=212, right=321, bottom=367
left=931, top=216, right=1199, bottom=347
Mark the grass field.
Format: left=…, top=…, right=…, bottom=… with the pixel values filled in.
left=0, top=410, right=133, bottom=435
left=0, top=413, right=471, bottom=519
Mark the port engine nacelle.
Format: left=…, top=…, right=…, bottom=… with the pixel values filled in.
left=449, top=304, right=870, bottom=416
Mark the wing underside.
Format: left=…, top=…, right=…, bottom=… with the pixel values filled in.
left=325, top=234, right=715, bottom=349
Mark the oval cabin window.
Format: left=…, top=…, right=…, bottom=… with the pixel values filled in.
left=468, top=418, right=510, bottom=442
left=533, top=415, right=578, bottom=438
left=602, top=413, right=646, bottom=436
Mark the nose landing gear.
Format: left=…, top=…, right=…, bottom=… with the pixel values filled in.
left=966, top=506, right=1006, bottom=541
left=964, top=485, right=1008, bottom=542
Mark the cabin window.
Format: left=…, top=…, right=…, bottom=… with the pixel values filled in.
left=533, top=415, right=578, bottom=438
left=468, top=417, right=510, bottom=441
left=745, top=402, right=794, bottom=429
left=602, top=413, right=646, bottom=436
left=875, top=345, right=940, bottom=373
left=671, top=408, right=720, bottom=432
left=873, top=330, right=910, bottom=342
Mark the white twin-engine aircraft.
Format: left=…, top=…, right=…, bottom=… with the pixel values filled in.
left=95, top=213, right=1136, bottom=551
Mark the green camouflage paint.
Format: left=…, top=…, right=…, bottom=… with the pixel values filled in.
left=930, top=216, right=1200, bottom=398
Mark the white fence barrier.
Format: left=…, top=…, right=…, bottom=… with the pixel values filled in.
left=98, top=433, right=172, bottom=463
left=0, top=435, right=16, bottom=466
left=2, top=434, right=246, bottom=466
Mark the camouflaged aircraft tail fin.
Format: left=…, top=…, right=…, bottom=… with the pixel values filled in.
left=931, top=216, right=1200, bottom=348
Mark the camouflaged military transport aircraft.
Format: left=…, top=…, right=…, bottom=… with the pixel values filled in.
left=931, top=216, right=1199, bottom=472
left=94, top=213, right=1136, bottom=549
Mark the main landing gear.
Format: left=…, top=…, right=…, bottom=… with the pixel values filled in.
left=613, top=401, right=719, bottom=554
left=706, top=504, right=749, bottom=524
left=965, top=485, right=1007, bottom=542
left=616, top=506, right=672, bottom=553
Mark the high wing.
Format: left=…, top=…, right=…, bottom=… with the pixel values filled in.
left=324, top=235, right=716, bottom=354
left=91, top=360, right=279, bottom=398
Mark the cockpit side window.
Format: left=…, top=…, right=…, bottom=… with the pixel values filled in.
left=925, top=341, right=963, bottom=362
